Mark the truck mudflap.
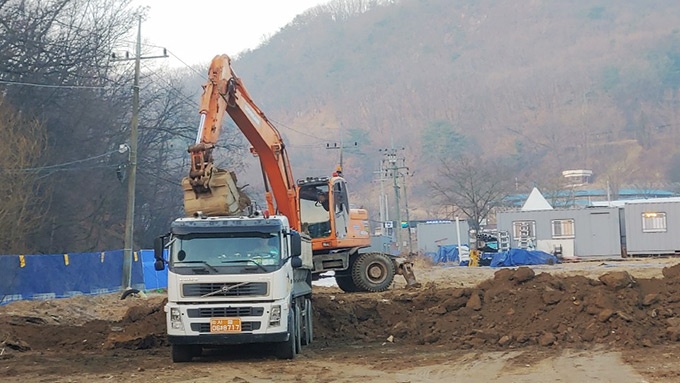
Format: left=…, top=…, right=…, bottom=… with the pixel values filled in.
left=168, top=332, right=289, bottom=345
left=393, top=257, right=422, bottom=289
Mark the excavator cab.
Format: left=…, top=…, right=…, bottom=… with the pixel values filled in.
left=298, top=178, right=332, bottom=239
left=297, top=176, right=371, bottom=252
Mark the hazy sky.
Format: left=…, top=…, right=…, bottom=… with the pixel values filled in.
left=133, top=0, right=331, bottom=67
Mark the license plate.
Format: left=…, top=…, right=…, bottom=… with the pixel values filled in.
left=210, top=318, right=242, bottom=333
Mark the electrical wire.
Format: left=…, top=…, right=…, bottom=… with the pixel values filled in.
left=4, top=149, right=121, bottom=174
left=35, top=165, right=119, bottom=180
left=164, top=49, right=208, bottom=79
left=140, top=62, right=200, bottom=108
left=269, top=117, right=325, bottom=142
left=0, top=79, right=109, bottom=89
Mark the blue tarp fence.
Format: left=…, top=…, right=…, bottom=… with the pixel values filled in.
left=0, top=249, right=167, bottom=305
left=140, top=249, right=168, bottom=290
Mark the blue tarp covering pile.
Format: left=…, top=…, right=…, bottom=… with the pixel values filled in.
left=490, top=248, right=559, bottom=267
left=427, top=245, right=559, bottom=268
left=430, top=244, right=465, bottom=264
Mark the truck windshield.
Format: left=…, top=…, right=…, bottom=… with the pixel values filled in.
left=170, top=232, right=282, bottom=271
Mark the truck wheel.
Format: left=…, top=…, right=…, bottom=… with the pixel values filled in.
left=171, top=344, right=194, bottom=363
left=275, top=312, right=297, bottom=360
left=301, top=298, right=313, bottom=345
left=305, top=298, right=313, bottom=344
left=295, top=303, right=303, bottom=353
left=351, top=252, right=395, bottom=292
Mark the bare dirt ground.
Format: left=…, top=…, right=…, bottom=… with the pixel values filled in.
left=3, top=257, right=680, bottom=382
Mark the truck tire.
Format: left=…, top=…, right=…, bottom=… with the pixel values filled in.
left=294, top=304, right=302, bottom=353
left=171, top=344, right=194, bottom=363
left=304, top=298, right=313, bottom=345
left=275, top=312, right=297, bottom=360
left=351, top=252, right=395, bottom=292
left=301, top=298, right=313, bottom=345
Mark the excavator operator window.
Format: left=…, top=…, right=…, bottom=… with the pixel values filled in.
left=299, top=184, right=331, bottom=239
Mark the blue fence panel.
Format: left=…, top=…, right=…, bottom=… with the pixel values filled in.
left=140, top=249, right=168, bottom=290
left=0, top=249, right=146, bottom=305
left=0, top=255, right=22, bottom=302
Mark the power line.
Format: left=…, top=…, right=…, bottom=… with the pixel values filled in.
left=0, top=79, right=109, bottom=89
left=164, top=49, right=207, bottom=79
left=3, top=149, right=121, bottom=173
left=269, top=117, right=325, bottom=142
left=118, top=40, right=207, bottom=79
left=140, top=62, right=200, bottom=108
left=35, top=164, right=119, bottom=180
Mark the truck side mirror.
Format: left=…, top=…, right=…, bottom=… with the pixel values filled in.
left=289, top=230, right=302, bottom=257
left=154, top=236, right=166, bottom=271
left=291, top=255, right=303, bottom=269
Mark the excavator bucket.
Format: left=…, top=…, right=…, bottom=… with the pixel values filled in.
left=393, top=257, right=422, bottom=289
left=183, top=169, right=251, bottom=217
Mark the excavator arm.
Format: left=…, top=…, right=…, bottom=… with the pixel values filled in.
left=222, top=56, right=299, bottom=229
left=183, top=56, right=251, bottom=217
left=184, top=54, right=300, bottom=230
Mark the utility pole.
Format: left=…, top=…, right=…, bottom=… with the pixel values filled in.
left=112, top=16, right=167, bottom=291
left=401, top=170, right=413, bottom=256
left=325, top=141, right=357, bottom=172
left=379, top=148, right=410, bottom=255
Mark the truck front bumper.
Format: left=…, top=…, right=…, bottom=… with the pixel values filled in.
left=168, top=332, right=289, bottom=345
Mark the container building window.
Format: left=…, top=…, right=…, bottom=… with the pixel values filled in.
left=512, top=220, right=535, bottom=240
left=641, top=212, right=667, bottom=233
left=551, top=219, right=575, bottom=239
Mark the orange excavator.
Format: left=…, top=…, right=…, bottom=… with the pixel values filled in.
left=182, top=54, right=419, bottom=292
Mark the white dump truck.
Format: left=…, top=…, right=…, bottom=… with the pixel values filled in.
left=154, top=212, right=313, bottom=362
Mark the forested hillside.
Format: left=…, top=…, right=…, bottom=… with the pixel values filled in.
left=233, top=0, right=680, bottom=216
left=2, top=0, right=680, bottom=254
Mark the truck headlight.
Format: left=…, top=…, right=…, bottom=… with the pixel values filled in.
left=170, top=307, right=181, bottom=322
left=269, top=305, right=281, bottom=326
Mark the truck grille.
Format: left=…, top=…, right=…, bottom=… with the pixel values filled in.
left=190, top=322, right=261, bottom=333
left=182, top=282, right=268, bottom=297
left=187, top=307, right=265, bottom=318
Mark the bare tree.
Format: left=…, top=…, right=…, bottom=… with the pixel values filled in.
left=430, top=156, right=513, bottom=230
left=0, top=98, right=47, bottom=254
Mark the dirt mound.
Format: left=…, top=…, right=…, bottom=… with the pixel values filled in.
left=314, top=264, right=680, bottom=350
left=4, top=265, right=680, bottom=355
left=0, top=295, right=167, bottom=353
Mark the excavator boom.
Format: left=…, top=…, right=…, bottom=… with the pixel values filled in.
left=180, top=55, right=255, bottom=218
